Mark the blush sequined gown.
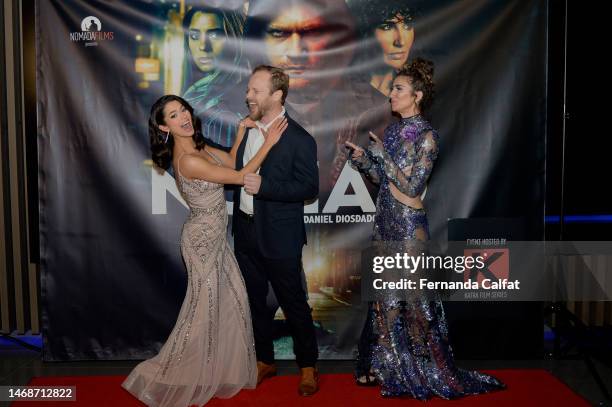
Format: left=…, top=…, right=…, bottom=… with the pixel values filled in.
left=122, top=151, right=256, bottom=406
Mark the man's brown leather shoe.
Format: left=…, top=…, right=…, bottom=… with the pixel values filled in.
left=298, top=367, right=319, bottom=396
left=257, top=361, right=277, bottom=385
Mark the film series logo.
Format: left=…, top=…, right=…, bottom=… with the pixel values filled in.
left=463, top=248, right=511, bottom=298
left=69, top=16, right=114, bottom=47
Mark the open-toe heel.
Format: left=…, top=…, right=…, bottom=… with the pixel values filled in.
left=355, top=372, right=378, bottom=387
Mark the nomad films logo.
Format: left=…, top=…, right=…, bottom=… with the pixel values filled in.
left=69, top=16, right=114, bottom=47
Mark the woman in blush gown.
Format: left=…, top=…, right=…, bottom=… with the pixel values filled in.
left=122, top=95, right=287, bottom=406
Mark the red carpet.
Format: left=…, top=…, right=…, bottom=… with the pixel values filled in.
left=11, top=370, right=588, bottom=406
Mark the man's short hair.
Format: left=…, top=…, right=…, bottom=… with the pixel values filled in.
left=252, top=65, right=289, bottom=104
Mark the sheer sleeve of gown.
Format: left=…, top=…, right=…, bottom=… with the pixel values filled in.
left=350, top=152, right=382, bottom=185
left=367, top=130, right=438, bottom=198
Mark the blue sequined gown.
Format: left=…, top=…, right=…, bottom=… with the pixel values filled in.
left=351, top=114, right=505, bottom=399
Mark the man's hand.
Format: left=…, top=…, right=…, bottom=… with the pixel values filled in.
left=244, top=173, right=262, bottom=195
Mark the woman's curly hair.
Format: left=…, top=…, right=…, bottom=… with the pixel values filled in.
left=397, top=57, right=435, bottom=114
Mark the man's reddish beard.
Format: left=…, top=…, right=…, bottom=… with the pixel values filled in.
left=249, top=111, right=263, bottom=121
left=247, top=103, right=263, bottom=121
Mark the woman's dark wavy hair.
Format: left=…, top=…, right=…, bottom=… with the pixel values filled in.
left=349, top=0, right=421, bottom=38
left=149, top=95, right=205, bottom=170
left=183, top=4, right=244, bottom=41
left=396, top=57, right=435, bottom=115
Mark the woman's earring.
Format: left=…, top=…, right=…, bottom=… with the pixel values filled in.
left=163, top=130, right=170, bottom=144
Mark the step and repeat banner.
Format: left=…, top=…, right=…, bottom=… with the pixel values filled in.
left=37, top=0, right=547, bottom=360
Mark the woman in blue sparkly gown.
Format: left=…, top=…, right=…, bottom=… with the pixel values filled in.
left=346, top=59, right=505, bottom=400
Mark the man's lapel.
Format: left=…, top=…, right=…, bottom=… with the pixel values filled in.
left=236, top=130, right=249, bottom=170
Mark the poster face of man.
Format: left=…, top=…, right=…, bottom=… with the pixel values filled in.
left=263, top=3, right=339, bottom=91
left=251, top=0, right=356, bottom=102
